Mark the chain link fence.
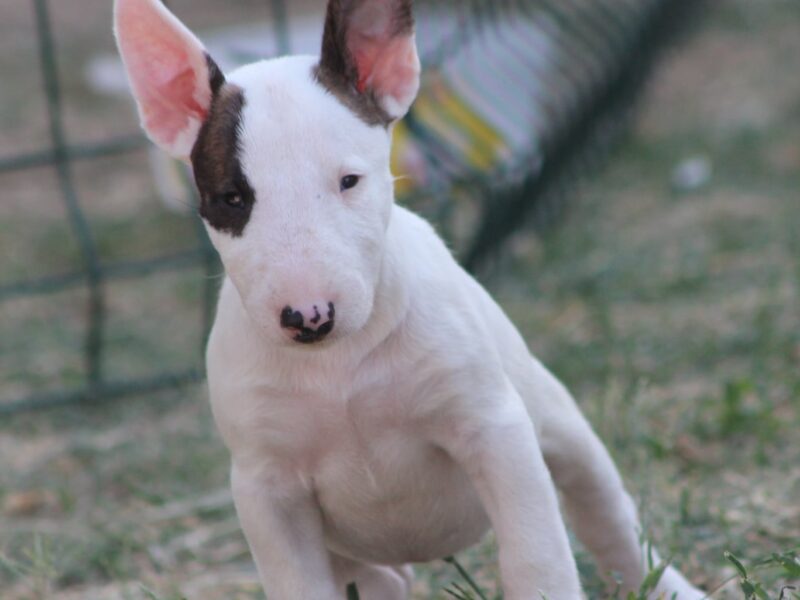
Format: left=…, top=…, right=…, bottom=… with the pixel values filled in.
left=0, top=0, right=701, bottom=414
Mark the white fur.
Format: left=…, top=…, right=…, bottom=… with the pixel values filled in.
left=117, top=3, right=706, bottom=599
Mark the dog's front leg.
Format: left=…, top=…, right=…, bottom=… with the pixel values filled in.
left=231, top=462, right=340, bottom=600
left=437, top=395, right=583, bottom=600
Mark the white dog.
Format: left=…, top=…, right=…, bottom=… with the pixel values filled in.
left=115, top=1, right=705, bottom=598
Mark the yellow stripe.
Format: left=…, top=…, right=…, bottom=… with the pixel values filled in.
left=415, top=94, right=464, bottom=146
left=391, top=122, right=416, bottom=196
left=416, top=75, right=505, bottom=170
left=390, top=72, right=509, bottom=195
left=430, top=77, right=504, bottom=160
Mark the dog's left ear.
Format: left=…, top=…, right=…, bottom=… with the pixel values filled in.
left=114, top=0, right=223, bottom=161
left=318, top=0, right=421, bottom=124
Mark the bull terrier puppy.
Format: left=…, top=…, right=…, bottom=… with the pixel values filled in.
left=115, top=0, right=705, bottom=598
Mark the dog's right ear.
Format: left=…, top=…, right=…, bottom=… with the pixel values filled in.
left=318, top=0, right=420, bottom=126
left=114, top=0, right=223, bottom=161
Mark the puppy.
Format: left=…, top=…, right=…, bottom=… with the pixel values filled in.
left=115, top=1, right=705, bottom=598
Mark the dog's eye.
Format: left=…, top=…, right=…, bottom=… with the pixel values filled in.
left=340, top=175, right=360, bottom=192
left=219, top=192, right=244, bottom=209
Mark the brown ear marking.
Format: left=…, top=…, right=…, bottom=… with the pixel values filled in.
left=190, top=54, right=256, bottom=237
left=315, top=0, right=415, bottom=127
left=191, top=81, right=256, bottom=238
left=206, top=53, right=226, bottom=97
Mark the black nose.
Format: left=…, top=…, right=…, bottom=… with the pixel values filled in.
left=280, top=302, right=335, bottom=344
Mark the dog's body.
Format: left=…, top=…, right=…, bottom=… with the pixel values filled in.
left=115, top=1, right=705, bottom=598
left=208, top=199, right=565, bottom=563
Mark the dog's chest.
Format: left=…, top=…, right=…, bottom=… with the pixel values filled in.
left=270, top=379, right=434, bottom=483
left=209, top=304, right=495, bottom=562
left=244, top=374, right=489, bottom=563
left=308, top=402, right=487, bottom=562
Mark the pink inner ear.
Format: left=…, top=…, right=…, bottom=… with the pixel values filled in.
left=135, top=45, right=207, bottom=145
left=116, top=0, right=211, bottom=155
left=353, top=40, right=382, bottom=93
left=351, top=34, right=420, bottom=115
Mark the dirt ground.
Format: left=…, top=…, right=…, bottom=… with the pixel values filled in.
left=1, top=0, right=798, bottom=598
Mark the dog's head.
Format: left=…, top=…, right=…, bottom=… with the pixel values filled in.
left=115, top=0, right=420, bottom=346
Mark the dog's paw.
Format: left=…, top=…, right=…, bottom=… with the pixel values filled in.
left=650, top=565, right=707, bottom=600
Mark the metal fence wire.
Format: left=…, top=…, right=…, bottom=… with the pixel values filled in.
left=0, top=0, right=700, bottom=414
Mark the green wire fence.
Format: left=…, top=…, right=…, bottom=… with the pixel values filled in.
left=0, top=0, right=701, bottom=414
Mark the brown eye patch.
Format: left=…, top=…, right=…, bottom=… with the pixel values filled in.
left=191, top=59, right=255, bottom=238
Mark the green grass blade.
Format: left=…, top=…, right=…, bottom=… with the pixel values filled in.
left=444, top=556, right=490, bottom=600
left=347, top=582, right=361, bottom=600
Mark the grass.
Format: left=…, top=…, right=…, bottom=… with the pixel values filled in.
left=437, top=551, right=800, bottom=600
left=1, top=0, right=799, bottom=598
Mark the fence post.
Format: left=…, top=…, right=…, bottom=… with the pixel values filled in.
left=270, top=0, right=291, bottom=55
left=33, top=0, right=106, bottom=389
